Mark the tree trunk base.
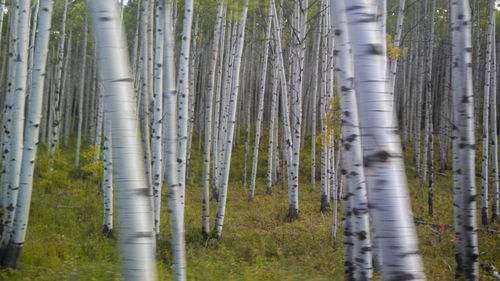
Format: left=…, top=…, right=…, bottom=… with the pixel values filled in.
left=287, top=205, right=299, bottom=220
left=1, top=242, right=22, bottom=269
left=482, top=208, right=489, bottom=226
left=320, top=194, right=330, bottom=213
left=102, top=225, right=113, bottom=238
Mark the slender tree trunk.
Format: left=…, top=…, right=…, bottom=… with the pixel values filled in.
left=163, top=1, right=187, bottom=279
left=89, top=1, right=157, bottom=279
left=201, top=0, right=224, bottom=236
left=310, top=21, right=321, bottom=192
left=267, top=52, right=278, bottom=194
left=491, top=28, right=499, bottom=224
left=151, top=0, right=164, bottom=236
left=75, top=14, right=88, bottom=167
left=102, top=111, right=113, bottom=238
left=450, top=0, right=479, bottom=279
left=213, top=1, right=249, bottom=238
left=1, top=0, right=20, bottom=210
left=176, top=0, right=195, bottom=219
left=0, top=0, right=31, bottom=262
left=49, top=0, right=68, bottom=153
left=481, top=0, right=495, bottom=226
left=249, top=7, right=271, bottom=199
left=0, top=0, right=53, bottom=269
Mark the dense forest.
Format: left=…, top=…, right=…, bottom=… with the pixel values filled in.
left=0, top=0, right=499, bottom=280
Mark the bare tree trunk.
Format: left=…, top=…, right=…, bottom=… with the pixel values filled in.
left=49, top=0, right=68, bottom=153
left=75, top=14, right=88, bottom=167
left=0, top=0, right=53, bottom=269
left=201, top=0, right=224, bottom=236
left=450, top=0, right=479, bottom=279
left=89, top=1, right=157, bottom=279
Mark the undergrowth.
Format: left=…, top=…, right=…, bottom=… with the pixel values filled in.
left=0, top=131, right=498, bottom=280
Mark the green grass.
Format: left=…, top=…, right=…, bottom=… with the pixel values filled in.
left=0, top=131, right=498, bottom=280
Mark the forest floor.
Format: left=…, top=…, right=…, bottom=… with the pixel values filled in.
left=0, top=134, right=499, bottom=280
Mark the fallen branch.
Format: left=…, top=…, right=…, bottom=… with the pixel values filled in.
left=414, top=218, right=500, bottom=234
left=480, top=263, right=500, bottom=280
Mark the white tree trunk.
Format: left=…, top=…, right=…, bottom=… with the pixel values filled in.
left=1, top=0, right=53, bottom=268
left=344, top=0, right=426, bottom=279
left=0, top=0, right=31, bottom=260
left=152, top=0, right=164, bottom=236
left=163, top=1, right=187, bottom=279
left=89, top=1, right=157, bottom=279
left=270, top=0, right=295, bottom=218
left=49, top=0, right=68, bottom=153
left=481, top=0, right=495, bottom=226
left=267, top=52, right=279, bottom=194
left=491, top=26, right=499, bottom=224
left=201, top=0, right=224, bottom=236
left=75, top=14, right=88, bottom=167
left=249, top=3, right=272, bottom=200
left=450, top=0, right=479, bottom=279
left=176, top=0, right=195, bottom=219
left=214, top=2, right=249, bottom=238
left=1, top=0, right=20, bottom=210
left=331, top=0, right=373, bottom=277
left=102, top=111, right=113, bottom=237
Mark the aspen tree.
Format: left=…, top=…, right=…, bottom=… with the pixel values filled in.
left=1, top=0, right=53, bottom=269
left=0, top=0, right=31, bottom=259
left=267, top=52, right=279, bottom=194
left=202, top=0, right=224, bottom=236
left=310, top=21, right=321, bottom=192
left=49, top=0, right=68, bottom=153
left=152, top=0, right=164, bottom=236
left=1, top=0, right=19, bottom=210
left=270, top=0, right=295, bottom=218
left=89, top=0, right=157, bottom=279
left=75, top=14, right=88, bottom=167
left=331, top=0, right=373, bottom=277
left=211, top=5, right=227, bottom=200
left=177, top=0, right=195, bottom=217
left=163, top=0, right=187, bottom=279
left=389, top=0, right=406, bottom=98
left=481, top=0, right=495, bottom=226
left=344, top=0, right=426, bottom=279
left=249, top=1, right=271, bottom=200
left=214, top=1, right=249, bottom=237
left=491, top=28, right=499, bottom=224
left=450, top=0, right=479, bottom=279
left=102, top=111, right=113, bottom=238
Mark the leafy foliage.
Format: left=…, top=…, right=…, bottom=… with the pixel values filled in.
left=386, top=34, right=408, bottom=59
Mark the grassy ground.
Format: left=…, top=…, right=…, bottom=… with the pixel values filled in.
left=0, top=133, right=498, bottom=280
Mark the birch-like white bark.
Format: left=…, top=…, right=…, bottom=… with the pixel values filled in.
left=201, top=0, right=224, bottom=236
left=49, top=0, right=68, bottom=153
left=214, top=2, right=249, bottom=238
left=249, top=3, right=272, bottom=200
left=176, top=0, right=195, bottom=219
left=491, top=28, right=499, bottom=224
left=75, top=14, right=88, bottom=167
left=481, top=0, right=495, bottom=226
left=0, top=0, right=31, bottom=258
left=152, top=0, right=164, bottom=236
left=163, top=1, right=187, bottom=279
left=450, top=0, right=479, bottom=279
left=89, top=1, right=157, bottom=279
left=102, top=111, right=113, bottom=237
left=344, top=1, right=425, bottom=279
left=1, top=0, right=53, bottom=268
left=331, top=0, right=373, bottom=278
